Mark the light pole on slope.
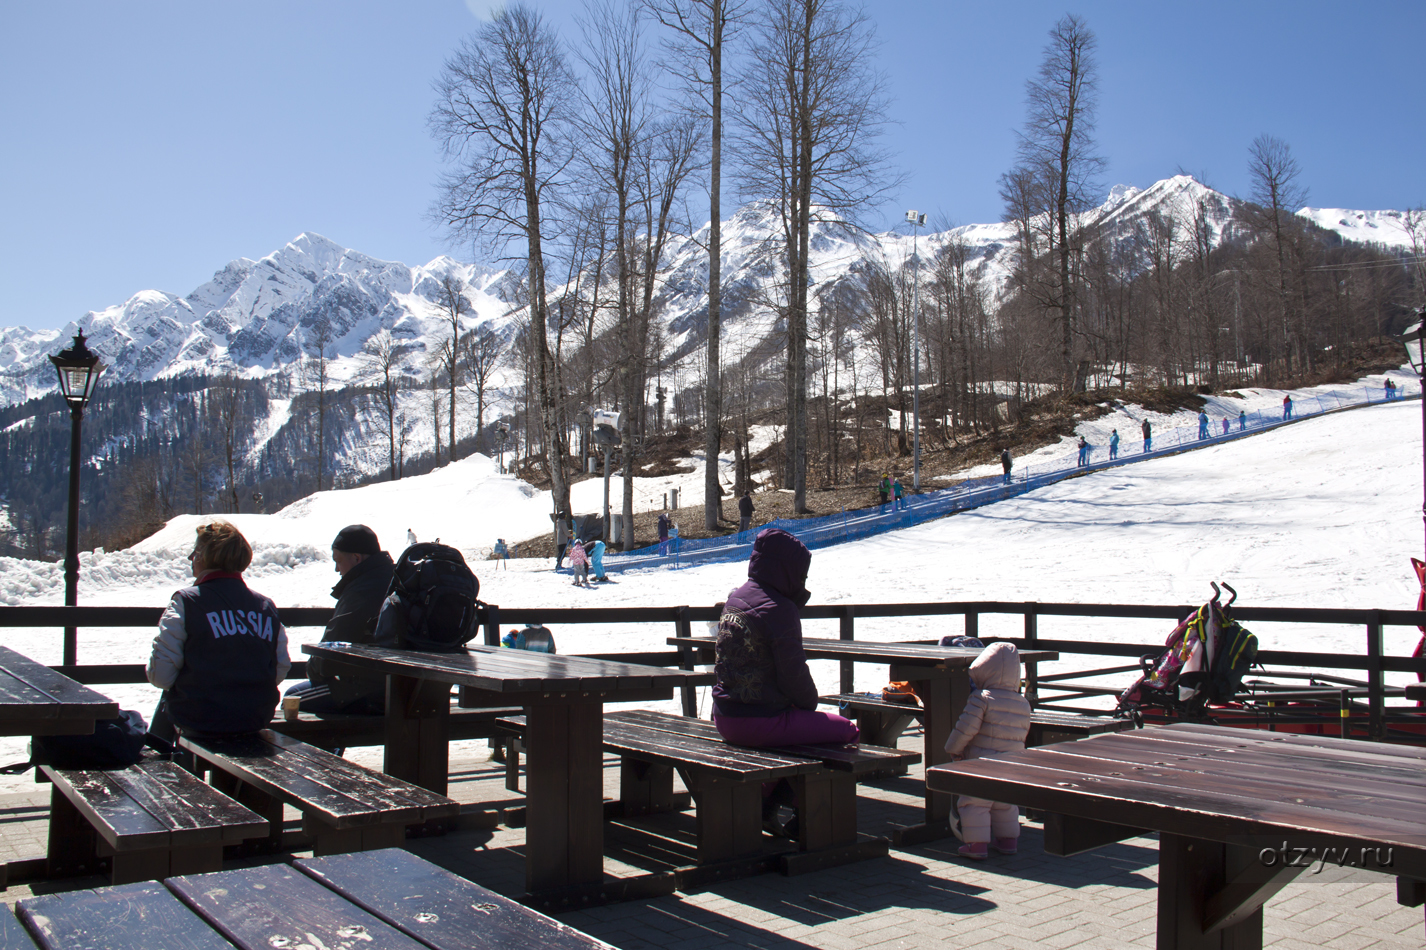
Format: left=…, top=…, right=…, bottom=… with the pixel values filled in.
left=907, top=210, right=926, bottom=492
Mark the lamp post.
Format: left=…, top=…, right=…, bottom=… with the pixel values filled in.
left=49, top=331, right=104, bottom=668
left=906, top=210, right=926, bottom=491
left=495, top=423, right=510, bottom=474
left=1403, top=312, right=1426, bottom=561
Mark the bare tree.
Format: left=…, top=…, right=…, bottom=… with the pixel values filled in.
left=1246, top=134, right=1309, bottom=375
left=433, top=274, right=471, bottom=461
left=645, top=0, right=751, bottom=529
left=1001, top=13, right=1104, bottom=389
left=1403, top=206, right=1426, bottom=307
left=301, top=318, right=335, bottom=491
left=360, top=329, right=413, bottom=481
left=210, top=373, right=247, bottom=513
left=460, top=324, right=506, bottom=446
left=736, top=0, right=897, bottom=512
left=431, top=3, right=578, bottom=518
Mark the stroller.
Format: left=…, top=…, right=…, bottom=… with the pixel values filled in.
left=1116, top=582, right=1259, bottom=725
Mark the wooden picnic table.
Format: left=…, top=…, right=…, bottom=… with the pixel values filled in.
left=668, top=635, right=1057, bottom=843
left=927, top=722, right=1426, bottom=949
left=303, top=642, right=710, bottom=898
left=0, top=645, right=117, bottom=737
left=15, top=847, right=616, bottom=950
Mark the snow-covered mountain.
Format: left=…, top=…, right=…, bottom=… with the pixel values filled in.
left=0, top=176, right=1414, bottom=409
left=0, top=233, right=522, bottom=405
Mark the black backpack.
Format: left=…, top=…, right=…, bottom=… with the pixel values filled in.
left=1207, top=615, right=1259, bottom=703
left=373, top=542, right=481, bottom=653
left=0, top=709, right=150, bottom=774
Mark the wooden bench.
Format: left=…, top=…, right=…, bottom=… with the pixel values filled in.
left=266, top=703, right=522, bottom=748
left=42, top=758, right=268, bottom=885
left=819, top=692, right=923, bottom=748
left=179, top=729, right=458, bottom=855
left=1026, top=710, right=1137, bottom=746
left=13, top=847, right=615, bottom=950
left=502, top=709, right=918, bottom=877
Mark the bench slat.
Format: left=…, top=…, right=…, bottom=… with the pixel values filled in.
left=263, top=731, right=456, bottom=816
left=168, top=862, right=429, bottom=950
left=269, top=705, right=521, bottom=746
left=182, top=732, right=455, bottom=828
left=0, top=908, right=38, bottom=950
left=42, top=767, right=169, bottom=851
left=605, top=710, right=919, bottom=772
left=502, top=715, right=816, bottom=778
left=43, top=760, right=263, bottom=852
left=18, top=882, right=232, bottom=950
left=107, top=761, right=269, bottom=842
left=297, top=849, right=618, bottom=950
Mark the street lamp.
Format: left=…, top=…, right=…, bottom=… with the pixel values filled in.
left=49, top=330, right=104, bottom=668
left=1403, top=312, right=1426, bottom=561
left=906, top=210, right=926, bottom=491
left=495, top=422, right=510, bottom=474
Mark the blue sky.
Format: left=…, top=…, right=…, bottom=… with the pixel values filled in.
left=2, top=1, right=1421, bottom=332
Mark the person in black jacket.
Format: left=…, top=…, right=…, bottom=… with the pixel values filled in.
left=148, top=521, right=290, bottom=742
left=285, top=524, right=395, bottom=714
left=738, top=491, right=755, bottom=533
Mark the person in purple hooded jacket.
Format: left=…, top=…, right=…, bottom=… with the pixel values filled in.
left=712, top=528, right=859, bottom=748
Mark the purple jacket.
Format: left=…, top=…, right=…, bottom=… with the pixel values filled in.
left=712, top=528, right=818, bottom=717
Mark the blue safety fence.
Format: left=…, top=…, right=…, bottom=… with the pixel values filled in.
left=603, top=378, right=1416, bottom=574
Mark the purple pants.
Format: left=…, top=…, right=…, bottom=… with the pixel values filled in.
left=712, top=708, right=860, bottom=747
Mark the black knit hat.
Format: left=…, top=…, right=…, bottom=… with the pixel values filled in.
left=332, top=524, right=380, bottom=555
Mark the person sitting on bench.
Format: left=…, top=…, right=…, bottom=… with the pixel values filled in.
left=147, top=521, right=291, bottom=745
left=712, top=528, right=858, bottom=835
left=286, top=524, right=396, bottom=715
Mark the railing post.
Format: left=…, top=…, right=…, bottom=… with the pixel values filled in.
left=1340, top=688, right=1352, bottom=740
left=674, top=606, right=697, bottom=717
left=482, top=604, right=501, bottom=647
left=1023, top=603, right=1039, bottom=707
left=839, top=605, right=855, bottom=694
left=1367, top=611, right=1384, bottom=740
left=965, top=610, right=978, bottom=641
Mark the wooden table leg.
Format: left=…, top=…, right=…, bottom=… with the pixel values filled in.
left=524, top=701, right=604, bottom=894
left=383, top=675, right=451, bottom=796
left=1158, top=833, right=1268, bottom=950
left=891, top=664, right=969, bottom=844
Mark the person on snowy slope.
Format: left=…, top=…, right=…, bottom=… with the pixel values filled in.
left=590, top=538, right=607, bottom=581
left=148, top=521, right=290, bottom=743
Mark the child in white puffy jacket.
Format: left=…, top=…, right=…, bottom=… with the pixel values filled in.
left=945, top=641, right=1032, bottom=859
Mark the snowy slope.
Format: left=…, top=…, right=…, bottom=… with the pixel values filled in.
left=1296, top=207, right=1421, bottom=250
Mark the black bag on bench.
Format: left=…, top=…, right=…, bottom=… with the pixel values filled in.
left=0, top=709, right=150, bottom=773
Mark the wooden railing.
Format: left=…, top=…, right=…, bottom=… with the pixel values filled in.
left=4, top=600, right=1424, bottom=740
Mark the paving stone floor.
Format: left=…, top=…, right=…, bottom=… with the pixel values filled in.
left=0, top=737, right=1420, bottom=949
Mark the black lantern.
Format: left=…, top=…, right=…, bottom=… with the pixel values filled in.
left=49, top=331, right=104, bottom=667
left=1404, top=316, right=1426, bottom=377
left=50, top=330, right=104, bottom=411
